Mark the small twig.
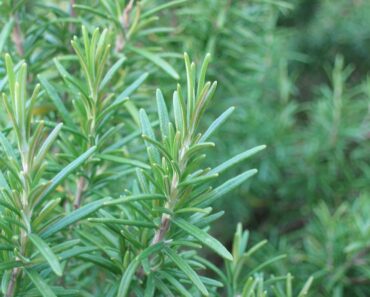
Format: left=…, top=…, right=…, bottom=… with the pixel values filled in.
left=350, top=277, right=370, bottom=285
left=6, top=267, right=20, bottom=297
left=69, top=0, right=76, bottom=33
left=12, top=15, right=24, bottom=56
left=70, top=0, right=76, bottom=17
left=74, top=176, right=86, bottom=209
left=151, top=214, right=171, bottom=245
left=122, top=0, right=134, bottom=29
left=115, top=0, right=134, bottom=52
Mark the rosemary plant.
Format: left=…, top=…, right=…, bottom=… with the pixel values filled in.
left=0, top=55, right=95, bottom=296
left=2, top=0, right=369, bottom=296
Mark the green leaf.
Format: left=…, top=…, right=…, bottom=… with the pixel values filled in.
left=4, top=54, right=15, bottom=100
left=103, top=194, right=165, bottom=206
left=116, top=72, right=149, bottom=103
left=100, top=56, right=126, bottom=90
left=0, top=19, right=14, bottom=53
left=141, top=0, right=187, bottom=18
left=173, top=90, right=185, bottom=133
left=34, top=123, right=63, bottom=169
left=130, top=47, right=179, bottom=80
left=209, top=145, right=266, bottom=175
left=117, top=243, right=164, bottom=297
left=298, top=276, right=314, bottom=297
left=140, top=109, right=160, bottom=162
left=88, top=218, right=156, bottom=228
left=287, top=273, right=293, bottom=297
left=249, top=254, right=286, bottom=275
left=172, top=218, right=233, bottom=261
left=28, top=233, right=62, bottom=276
left=38, top=75, right=75, bottom=128
left=156, top=89, right=170, bottom=138
left=0, top=169, right=10, bottom=191
left=244, top=240, right=267, bottom=258
left=241, top=277, right=257, bottom=297
left=200, top=107, right=235, bottom=142
left=164, top=247, right=209, bottom=296
left=96, top=154, right=150, bottom=169
left=73, top=4, right=119, bottom=26
left=0, top=261, right=22, bottom=272
left=42, top=197, right=111, bottom=238
left=36, top=146, right=97, bottom=206
left=197, top=53, right=211, bottom=97
left=144, top=274, right=155, bottom=297
left=117, top=260, right=140, bottom=297
left=159, top=271, right=193, bottom=297
left=0, top=59, right=23, bottom=93
left=0, top=131, right=17, bottom=160
left=195, top=169, right=258, bottom=207
left=184, top=52, right=195, bottom=121
left=25, top=270, right=57, bottom=297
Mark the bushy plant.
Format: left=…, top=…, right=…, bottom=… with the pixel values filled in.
left=0, top=1, right=315, bottom=296
left=285, top=193, right=370, bottom=297
left=1, top=0, right=369, bottom=296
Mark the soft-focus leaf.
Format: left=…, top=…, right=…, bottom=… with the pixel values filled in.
left=28, top=233, right=63, bottom=276
left=172, top=218, right=233, bottom=261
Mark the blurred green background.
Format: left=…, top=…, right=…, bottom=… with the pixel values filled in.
left=158, top=0, right=370, bottom=296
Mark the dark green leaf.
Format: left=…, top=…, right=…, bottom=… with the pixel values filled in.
left=172, top=218, right=233, bottom=261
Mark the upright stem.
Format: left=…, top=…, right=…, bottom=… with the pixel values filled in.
left=69, top=0, right=76, bottom=33
left=73, top=102, right=97, bottom=209
left=115, top=0, right=134, bottom=52
left=12, top=15, right=23, bottom=56
left=6, top=165, right=30, bottom=296
left=151, top=136, right=191, bottom=245
left=5, top=267, right=20, bottom=297
left=74, top=176, right=86, bottom=209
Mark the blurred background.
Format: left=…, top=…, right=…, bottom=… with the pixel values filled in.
left=1, top=0, right=370, bottom=295
left=157, top=0, right=370, bottom=296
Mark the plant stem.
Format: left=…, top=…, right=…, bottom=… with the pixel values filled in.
left=151, top=136, right=191, bottom=245
left=115, top=0, right=134, bottom=52
left=73, top=176, right=86, bottom=209
left=5, top=267, right=20, bottom=297
left=11, top=15, right=23, bottom=56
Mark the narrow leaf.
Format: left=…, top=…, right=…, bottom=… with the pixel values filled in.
left=156, top=89, right=170, bottom=138
left=298, top=276, right=314, bottom=297
left=172, top=218, right=233, bottom=261
left=116, top=72, right=149, bottom=103
left=28, top=233, right=62, bottom=276
left=164, top=247, right=209, bottom=296
left=96, top=154, right=150, bottom=169
left=195, top=169, right=258, bottom=207
left=209, top=145, right=266, bottom=175
left=38, top=75, right=75, bottom=127
left=42, top=197, right=111, bottom=238
left=34, top=123, right=63, bottom=168
left=117, top=260, right=140, bottom=297
left=0, top=19, right=14, bottom=53
left=26, top=270, right=57, bottom=297
left=117, top=243, right=164, bottom=297
left=130, top=47, right=179, bottom=80
left=200, top=107, right=235, bottom=142
left=141, top=0, right=186, bottom=18
left=100, top=56, right=126, bottom=90
left=36, top=146, right=96, bottom=206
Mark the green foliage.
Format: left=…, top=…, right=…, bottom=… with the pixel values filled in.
left=0, top=54, right=95, bottom=296
left=296, top=194, right=370, bottom=297
left=0, top=0, right=369, bottom=296
left=0, top=1, right=291, bottom=294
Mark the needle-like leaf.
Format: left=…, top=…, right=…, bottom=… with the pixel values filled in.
left=28, top=233, right=63, bottom=276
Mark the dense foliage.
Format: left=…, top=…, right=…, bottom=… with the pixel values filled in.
left=0, top=0, right=369, bottom=296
